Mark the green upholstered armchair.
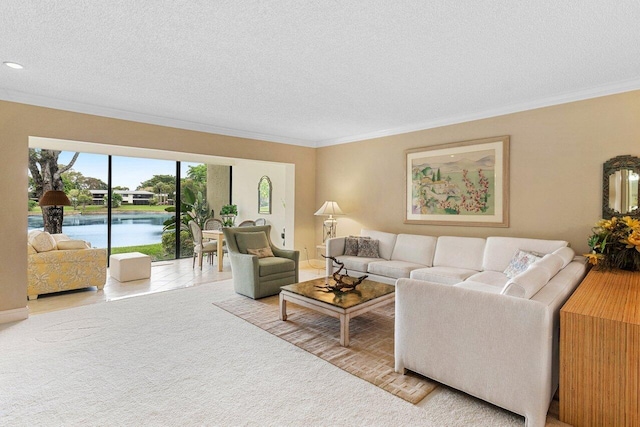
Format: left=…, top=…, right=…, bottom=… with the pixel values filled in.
left=222, top=225, right=299, bottom=299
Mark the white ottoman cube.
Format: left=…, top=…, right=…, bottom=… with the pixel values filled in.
left=110, top=252, right=151, bottom=282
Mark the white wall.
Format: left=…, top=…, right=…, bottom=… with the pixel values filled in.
left=232, top=160, right=293, bottom=248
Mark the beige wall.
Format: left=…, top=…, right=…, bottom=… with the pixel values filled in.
left=3, top=90, right=640, bottom=317
left=316, top=90, right=640, bottom=253
left=0, top=100, right=316, bottom=314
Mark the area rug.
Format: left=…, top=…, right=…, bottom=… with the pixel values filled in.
left=213, top=294, right=437, bottom=404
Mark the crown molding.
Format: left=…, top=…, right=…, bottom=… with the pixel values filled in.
left=315, top=77, right=640, bottom=147
left=0, top=90, right=316, bottom=148
left=4, top=77, right=640, bottom=150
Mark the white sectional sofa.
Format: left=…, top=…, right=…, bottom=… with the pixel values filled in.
left=325, top=229, right=588, bottom=427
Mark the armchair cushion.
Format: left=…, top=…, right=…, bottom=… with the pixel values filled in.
left=235, top=232, right=270, bottom=254
left=258, top=257, right=295, bottom=276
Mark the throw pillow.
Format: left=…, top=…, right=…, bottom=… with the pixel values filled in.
left=28, top=230, right=57, bottom=253
left=503, top=249, right=543, bottom=279
left=344, top=236, right=360, bottom=256
left=357, top=238, right=379, bottom=258
left=56, top=240, right=90, bottom=250
left=247, top=247, right=275, bottom=258
left=235, top=231, right=270, bottom=254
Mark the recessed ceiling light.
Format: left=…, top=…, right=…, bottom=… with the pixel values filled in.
left=3, top=61, right=24, bottom=69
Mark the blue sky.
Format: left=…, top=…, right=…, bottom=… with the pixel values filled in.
left=57, top=151, right=198, bottom=190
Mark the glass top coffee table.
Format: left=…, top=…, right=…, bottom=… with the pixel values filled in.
left=279, top=277, right=395, bottom=347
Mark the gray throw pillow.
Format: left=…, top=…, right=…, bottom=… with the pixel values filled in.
left=344, top=236, right=360, bottom=256
left=235, top=232, right=270, bottom=254
left=357, top=238, right=379, bottom=258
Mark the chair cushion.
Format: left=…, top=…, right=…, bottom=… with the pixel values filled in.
left=258, top=257, right=295, bottom=277
left=235, top=232, right=269, bottom=254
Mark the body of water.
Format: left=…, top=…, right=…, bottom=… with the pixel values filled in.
left=28, top=213, right=173, bottom=248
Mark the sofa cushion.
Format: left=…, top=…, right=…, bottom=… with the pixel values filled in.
left=453, top=280, right=503, bottom=294
left=501, top=265, right=552, bottom=299
left=336, top=255, right=380, bottom=273
left=391, top=234, right=437, bottom=266
left=344, top=236, right=360, bottom=256
left=534, top=253, right=564, bottom=278
left=503, top=249, right=543, bottom=279
left=235, top=232, right=269, bottom=254
left=357, top=238, right=379, bottom=258
left=466, top=271, right=510, bottom=287
left=28, top=230, right=57, bottom=253
left=56, top=240, right=90, bottom=250
left=410, top=266, right=478, bottom=285
left=482, top=237, right=569, bottom=272
left=433, top=236, right=486, bottom=270
left=368, top=260, right=426, bottom=279
left=258, top=257, right=295, bottom=276
left=27, top=244, right=37, bottom=255
left=361, top=229, right=397, bottom=260
left=553, top=247, right=576, bottom=268
left=51, top=233, right=70, bottom=244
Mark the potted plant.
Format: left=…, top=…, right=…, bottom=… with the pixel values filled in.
left=220, top=204, right=238, bottom=227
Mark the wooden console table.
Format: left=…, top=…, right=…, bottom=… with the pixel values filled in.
left=559, top=268, right=640, bottom=426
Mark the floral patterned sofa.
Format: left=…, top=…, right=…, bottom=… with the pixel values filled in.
left=27, top=230, right=107, bottom=300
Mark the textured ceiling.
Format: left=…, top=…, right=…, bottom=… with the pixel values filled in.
left=2, top=1, right=640, bottom=147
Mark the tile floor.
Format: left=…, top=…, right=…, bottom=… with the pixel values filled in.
left=27, top=256, right=325, bottom=315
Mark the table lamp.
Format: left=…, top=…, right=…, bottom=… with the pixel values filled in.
left=314, top=201, right=345, bottom=242
left=39, top=190, right=71, bottom=233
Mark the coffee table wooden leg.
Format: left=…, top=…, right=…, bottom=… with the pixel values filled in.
left=279, top=293, right=287, bottom=321
left=340, top=313, right=350, bottom=347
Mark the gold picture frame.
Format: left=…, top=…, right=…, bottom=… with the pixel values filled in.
left=405, top=136, right=509, bottom=227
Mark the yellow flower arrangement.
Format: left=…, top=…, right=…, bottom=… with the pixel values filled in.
left=585, top=216, right=640, bottom=271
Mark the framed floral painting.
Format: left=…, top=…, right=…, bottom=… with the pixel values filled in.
left=405, top=136, right=509, bottom=227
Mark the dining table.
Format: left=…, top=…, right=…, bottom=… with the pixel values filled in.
left=201, top=229, right=225, bottom=272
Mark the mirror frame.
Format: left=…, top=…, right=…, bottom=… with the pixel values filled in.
left=602, top=155, right=640, bottom=219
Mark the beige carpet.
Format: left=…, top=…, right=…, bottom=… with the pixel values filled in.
left=213, top=294, right=437, bottom=404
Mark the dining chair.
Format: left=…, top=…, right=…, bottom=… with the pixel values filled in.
left=189, top=220, right=217, bottom=269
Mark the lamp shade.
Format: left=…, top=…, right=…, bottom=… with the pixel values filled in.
left=314, top=201, right=344, bottom=216
left=39, top=190, right=71, bottom=207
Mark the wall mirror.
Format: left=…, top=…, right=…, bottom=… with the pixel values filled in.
left=603, top=155, right=640, bottom=219
left=258, top=176, right=272, bottom=214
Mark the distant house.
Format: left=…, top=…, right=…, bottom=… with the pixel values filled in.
left=89, top=190, right=156, bottom=205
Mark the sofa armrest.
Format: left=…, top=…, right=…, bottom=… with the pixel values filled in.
left=28, top=248, right=107, bottom=264
left=395, top=278, right=554, bottom=425
left=325, top=237, right=346, bottom=276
